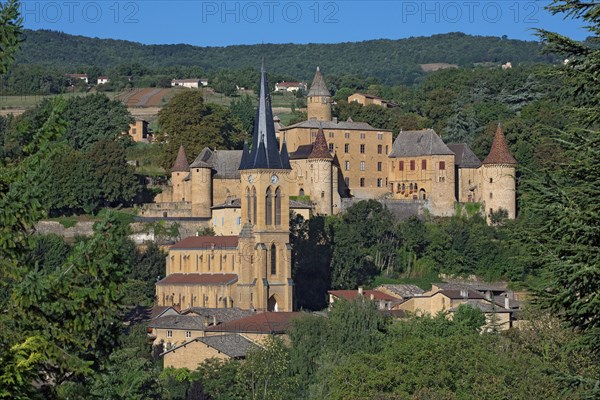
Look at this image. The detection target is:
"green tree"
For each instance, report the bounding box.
[230,93,255,134]
[0,0,22,74]
[62,94,133,150]
[86,139,141,206]
[157,90,244,169]
[523,0,600,357]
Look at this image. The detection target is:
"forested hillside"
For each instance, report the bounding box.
[17,29,557,84]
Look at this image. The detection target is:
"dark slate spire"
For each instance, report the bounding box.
[239,140,249,169]
[483,123,517,165]
[240,59,291,170]
[280,138,291,169]
[171,144,190,172]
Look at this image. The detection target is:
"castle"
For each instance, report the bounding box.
[143,65,517,226]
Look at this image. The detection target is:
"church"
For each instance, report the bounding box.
[143,64,517,225]
[155,62,294,312]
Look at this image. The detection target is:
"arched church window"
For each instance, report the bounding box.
[275,187,282,226]
[270,243,277,275]
[246,187,251,223]
[252,187,257,224]
[266,187,273,225]
[299,188,305,196]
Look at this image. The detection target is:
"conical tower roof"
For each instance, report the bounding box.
[483,124,517,165]
[307,66,331,97]
[171,144,190,172]
[239,60,291,170]
[309,125,333,159]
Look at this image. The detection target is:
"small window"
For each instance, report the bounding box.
[410,160,415,171]
[377,178,383,187]
[360,178,365,187]
[399,161,404,171]
[344,143,349,153]
[360,133,366,139]
[329,132,334,138]
[360,144,365,154]
[328,143,334,152]
[236,217,241,225]
[377,133,383,140]
[422,160,427,170]
[439,161,446,170]
[185,331,191,338]
[360,161,365,171]
[345,132,350,139]
[345,161,350,171]
[377,145,382,154]
[439,176,445,182]
[377,162,382,172]
[321,191,325,198]
[489,178,493,184]
[490,192,493,199]
[167,330,173,338]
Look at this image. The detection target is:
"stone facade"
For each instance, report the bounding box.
[143,69,517,224]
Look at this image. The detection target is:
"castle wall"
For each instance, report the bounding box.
[284,126,392,198]
[457,167,481,203]
[387,155,455,216]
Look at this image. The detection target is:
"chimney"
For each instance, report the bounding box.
[504,294,510,309]
[460,288,468,298]
[485,291,492,301]
[212,315,217,326]
[358,287,363,296]
[332,117,338,123]
[204,316,209,327]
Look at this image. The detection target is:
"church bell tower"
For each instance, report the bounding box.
[237,60,293,312]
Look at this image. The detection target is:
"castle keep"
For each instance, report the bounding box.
[144,66,517,226]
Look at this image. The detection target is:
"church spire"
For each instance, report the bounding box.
[239,59,290,170]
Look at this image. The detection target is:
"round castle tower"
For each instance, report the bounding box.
[170,144,189,202]
[308,125,334,215]
[189,149,214,218]
[307,67,332,121]
[480,124,517,221]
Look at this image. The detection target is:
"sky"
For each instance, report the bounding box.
[20,1,590,46]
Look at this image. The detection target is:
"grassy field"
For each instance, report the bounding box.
[127,142,166,176]
[0,90,122,110]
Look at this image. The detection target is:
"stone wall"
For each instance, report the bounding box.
[35,218,212,244]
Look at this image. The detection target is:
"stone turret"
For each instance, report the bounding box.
[307,67,332,121]
[481,124,517,221]
[308,125,334,215]
[189,148,214,218]
[171,144,189,202]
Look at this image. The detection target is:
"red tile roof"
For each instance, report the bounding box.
[205,312,303,334]
[309,126,333,160]
[329,290,399,302]
[483,124,517,165]
[156,273,237,285]
[171,144,190,172]
[277,81,304,87]
[170,236,239,250]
